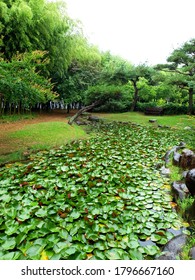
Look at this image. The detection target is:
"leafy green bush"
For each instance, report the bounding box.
[85,84,131,112]
[136,102,157,112]
[136,102,195,115]
[162,103,192,115]
[93,99,131,112]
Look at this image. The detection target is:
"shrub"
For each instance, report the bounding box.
[85,84,131,112]
[163,103,188,115]
[136,102,195,115]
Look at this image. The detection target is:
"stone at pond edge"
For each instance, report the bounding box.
[88,115,100,122]
[173,151,181,166]
[189,247,195,259]
[160,234,188,257]
[182,171,188,179]
[149,119,157,123]
[160,166,171,178]
[172,181,189,200]
[156,252,176,260]
[179,149,195,169]
[185,199,195,223]
[185,169,195,196]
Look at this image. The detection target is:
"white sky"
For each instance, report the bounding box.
[64,0,194,65]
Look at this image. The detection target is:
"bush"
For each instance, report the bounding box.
[136,102,195,115]
[136,102,157,112]
[162,103,188,115]
[93,99,131,112]
[85,84,131,112]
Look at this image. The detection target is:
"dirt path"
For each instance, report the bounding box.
[0,110,76,155]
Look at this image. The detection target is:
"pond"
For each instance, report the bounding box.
[0,122,189,260]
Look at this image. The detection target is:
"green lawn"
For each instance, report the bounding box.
[0,112,194,165]
[96,112,195,129]
[0,121,88,164]
[8,122,87,150]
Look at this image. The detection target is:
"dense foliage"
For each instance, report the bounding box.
[0,0,194,115]
[0,51,57,114]
[0,123,188,260]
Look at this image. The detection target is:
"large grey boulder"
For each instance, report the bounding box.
[185,169,195,196]
[157,252,176,260]
[162,234,187,255]
[156,234,188,259]
[172,181,189,200]
[179,149,195,169]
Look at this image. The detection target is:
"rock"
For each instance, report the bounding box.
[167,228,184,237]
[149,119,157,123]
[172,181,189,200]
[157,252,176,260]
[76,120,87,125]
[178,142,186,148]
[88,115,100,122]
[185,169,195,195]
[162,234,188,255]
[189,247,195,259]
[173,151,181,166]
[160,166,171,178]
[184,126,192,130]
[185,199,195,223]
[138,240,156,247]
[182,171,188,178]
[154,162,162,169]
[179,149,195,169]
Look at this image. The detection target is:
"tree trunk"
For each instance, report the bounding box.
[67,104,71,114]
[68,100,101,125]
[188,87,193,115]
[131,80,139,111]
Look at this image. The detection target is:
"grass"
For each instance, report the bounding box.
[169,164,182,182]
[0,122,88,165]
[8,122,87,147]
[0,113,36,123]
[0,112,194,165]
[95,112,195,129]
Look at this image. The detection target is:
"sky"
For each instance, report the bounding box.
[64,0,194,65]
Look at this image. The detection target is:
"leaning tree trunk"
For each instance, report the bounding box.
[68,100,101,125]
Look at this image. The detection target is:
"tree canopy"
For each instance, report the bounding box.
[0,0,194,116]
[155,39,195,114]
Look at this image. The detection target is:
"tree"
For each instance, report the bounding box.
[68,84,129,125]
[128,65,154,111]
[55,36,102,112]
[99,55,155,111]
[156,39,195,114]
[0,51,57,115]
[0,0,73,76]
